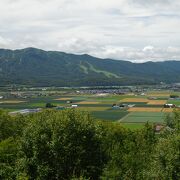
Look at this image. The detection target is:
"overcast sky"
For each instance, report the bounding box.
[0,0,180,62]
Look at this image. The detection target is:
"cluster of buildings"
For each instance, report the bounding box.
[77,88,131,95]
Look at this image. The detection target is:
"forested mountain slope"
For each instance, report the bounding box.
[0,47,180,86]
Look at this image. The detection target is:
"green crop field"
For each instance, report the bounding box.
[91,110,129,121]
[94,95,132,102]
[120,112,167,123]
[167,100,180,106]
[77,104,112,107]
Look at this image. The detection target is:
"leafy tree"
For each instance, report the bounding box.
[45,103,56,108]
[170,95,179,98]
[0,110,26,141]
[145,110,180,179]
[0,138,19,179]
[0,110,15,141]
[18,109,106,179]
[147,133,180,180]
[101,123,156,179]
[0,110,27,179]
[165,110,180,132]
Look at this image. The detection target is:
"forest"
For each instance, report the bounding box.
[0,109,179,180]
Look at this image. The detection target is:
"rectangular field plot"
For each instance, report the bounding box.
[162,108,174,112]
[167,100,180,106]
[120,102,162,108]
[54,98,72,100]
[120,112,166,123]
[128,107,162,112]
[70,96,90,101]
[94,96,121,101]
[0,100,27,104]
[120,98,149,103]
[147,92,171,97]
[147,100,167,105]
[77,103,112,108]
[78,107,109,111]
[91,110,128,121]
[77,101,100,104]
[121,102,147,106]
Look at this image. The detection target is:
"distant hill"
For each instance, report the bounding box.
[0,47,180,86]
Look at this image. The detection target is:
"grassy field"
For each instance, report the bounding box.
[128,107,163,112]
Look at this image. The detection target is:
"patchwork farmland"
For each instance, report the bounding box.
[0,90,180,129]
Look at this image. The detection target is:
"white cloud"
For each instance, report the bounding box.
[143,46,154,52]
[0,0,180,61]
[0,36,13,48]
[90,46,180,62]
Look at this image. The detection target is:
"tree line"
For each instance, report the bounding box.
[0,109,179,179]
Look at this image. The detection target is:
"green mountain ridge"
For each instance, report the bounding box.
[0,47,180,86]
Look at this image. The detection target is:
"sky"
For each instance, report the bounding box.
[0,0,180,62]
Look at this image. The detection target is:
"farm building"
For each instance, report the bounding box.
[67,100,72,104]
[119,104,128,108]
[112,105,120,109]
[163,104,176,108]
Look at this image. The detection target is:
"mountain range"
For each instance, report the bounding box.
[0,47,180,86]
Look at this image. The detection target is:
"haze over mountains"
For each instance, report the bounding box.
[0,47,180,87]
